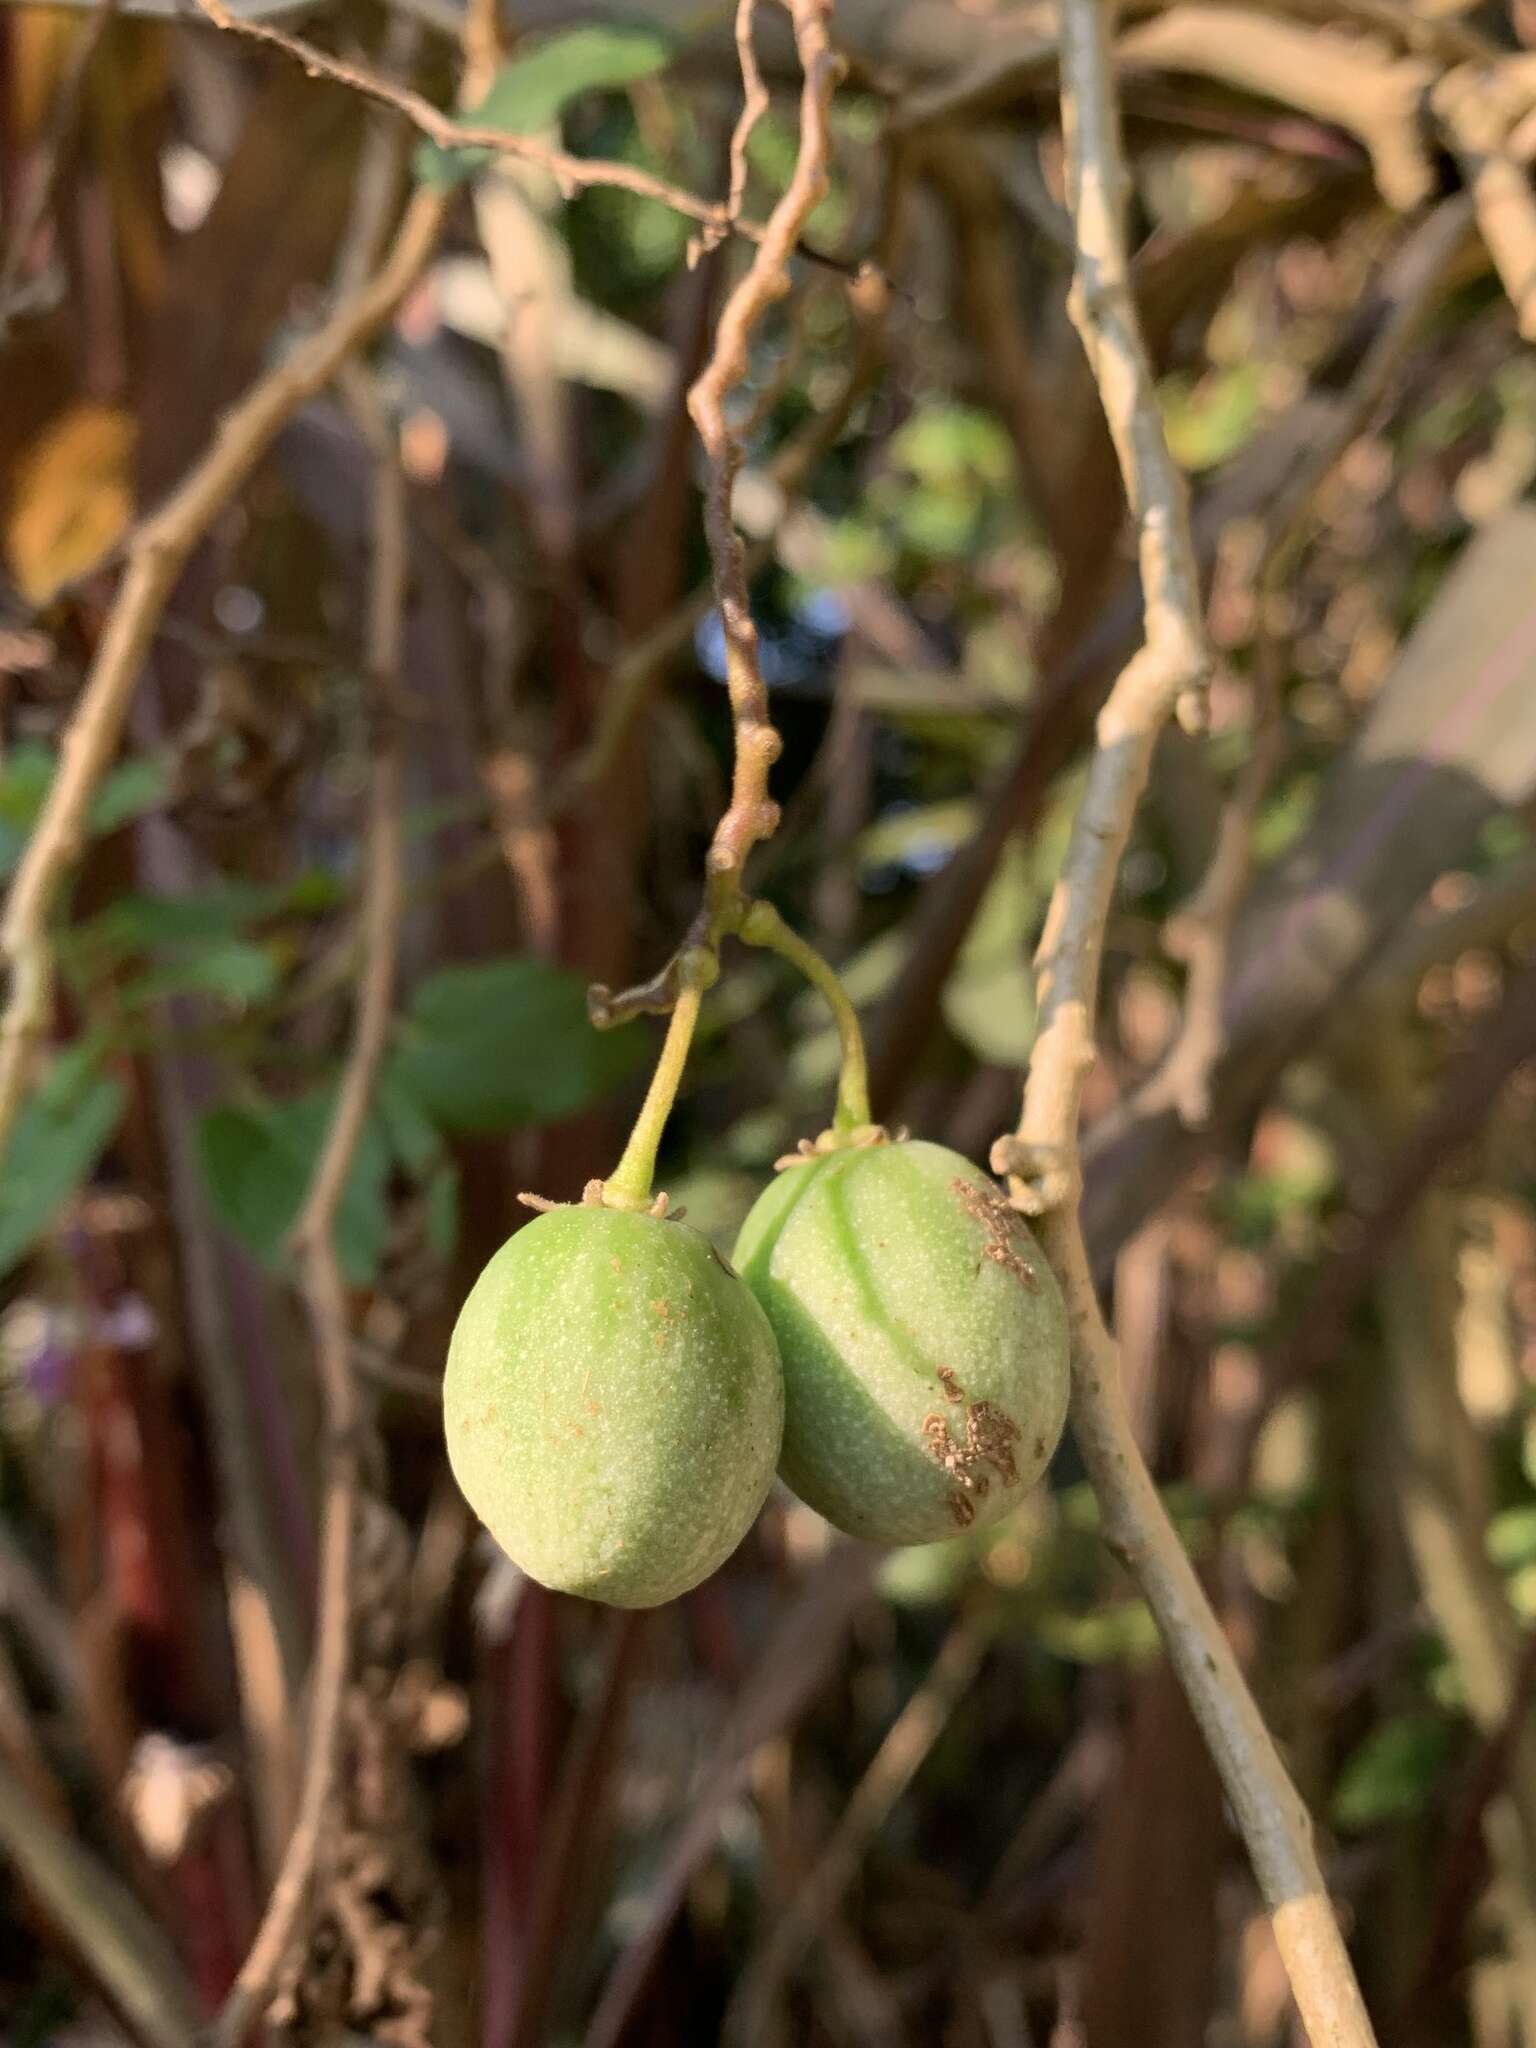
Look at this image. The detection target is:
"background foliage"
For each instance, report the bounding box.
[3,1,1536,2043]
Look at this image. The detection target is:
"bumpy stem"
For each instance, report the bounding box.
[597,0,843,1190]
[602,968,711,1208]
[737,899,871,1132]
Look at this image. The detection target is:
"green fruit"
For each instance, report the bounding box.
[443,1204,784,1608]
[734,1139,1069,1546]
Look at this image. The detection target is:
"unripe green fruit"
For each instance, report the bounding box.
[443,1204,784,1608]
[734,1139,1069,1546]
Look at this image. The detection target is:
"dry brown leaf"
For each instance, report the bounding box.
[6,403,136,602]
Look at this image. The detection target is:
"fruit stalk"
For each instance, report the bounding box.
[736,898,871,1133]
[602,970,709,1208]
[595,0,843,1195]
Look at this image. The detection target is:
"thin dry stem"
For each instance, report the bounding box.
[688,0,841,902]
[211,367,408,2048]
[1118,6,1434,211]
[1434,61,1536,341]
[994,5,1376,2042]
[592,0,844,1035]
[0,189,444,1171]
[693,0,770,262]
[0,0,114,338]
[556,275,889,818]
[1140,195,1473,1129]
[186,0,865,285]
[724,1608,988,2043]
[1154,694,1281,1128]
[0,1751,200,2048]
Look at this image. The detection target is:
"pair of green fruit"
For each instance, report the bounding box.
[442,1136,1071,1608]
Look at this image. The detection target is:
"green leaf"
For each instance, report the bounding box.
[1035,1601,1161,1666]
[197,1093,391,1285]
[90,754,171,834]
[1161,363,1264,472]
[0,1051,123,1277]
[416,26,671,189]
[425,1162,460,1259]
[375,1069,446,1176]
[1489,1505,1536,1570]
[0,744,170,880]
[388,957,639,1136]
[0,744,56,829]
[127,939,279,1008]
[942,843,1040,1065]
[1332,1712,1457,1831]
[74,879,277,952]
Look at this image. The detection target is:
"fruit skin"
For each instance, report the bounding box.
[734,1139,1069,1546]
[443,1204,784,1608]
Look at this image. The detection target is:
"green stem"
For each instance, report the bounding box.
[602,974,706,1207]
[736,899,872,1132]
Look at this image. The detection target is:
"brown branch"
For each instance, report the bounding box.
[1118,6,1434,211]
[1360,1026,1536,2030]
[723,1606,988,2044]
[696,0,770,261]
[1433,60,1536,341]
[211,366,409,2048]
[0,187,444,1170]
[992,6,1376,2043]
[1393,1627,1536,2043]
[1152,699,1280,1128]
[186,0,868,285]
[587,1543,879,2048]
[1279,948,1536,1400]
[0,0,115,338]
[0,1750,200,2048]
[589,0,843,1033]
[1365,847,1536,1007]
[1137,194,1475,1130]
[687,0,840,903]
[555,211,895,821]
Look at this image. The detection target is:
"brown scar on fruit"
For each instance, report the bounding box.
[935,1365,965,1404]
[921,1396,1023,1517]
[950,1177,1039,1291]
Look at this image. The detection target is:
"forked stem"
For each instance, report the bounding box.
[737,898,871,1132]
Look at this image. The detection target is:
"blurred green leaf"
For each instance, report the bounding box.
[878,1536,978,1606]
[1333,1712,1456,1830]
[889,403,1013,487]
[865,402,1018,562]
[1035,1600,1161,1665]
[857,800,975,877]
[416,26,671,188]
[75,879,278,951]
[0,1048,123,1278]
[425,1162,460,1260]
[1161,364,1264,471]
[198,1093,391,1285]
[387,957,639,1136]
[89,755,171,833]
[943,843,1039,1065]
[1487,1504,1536,1570]
[127,939,279,1008]
[376,1069,447,1175]
[0,743,169,879]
